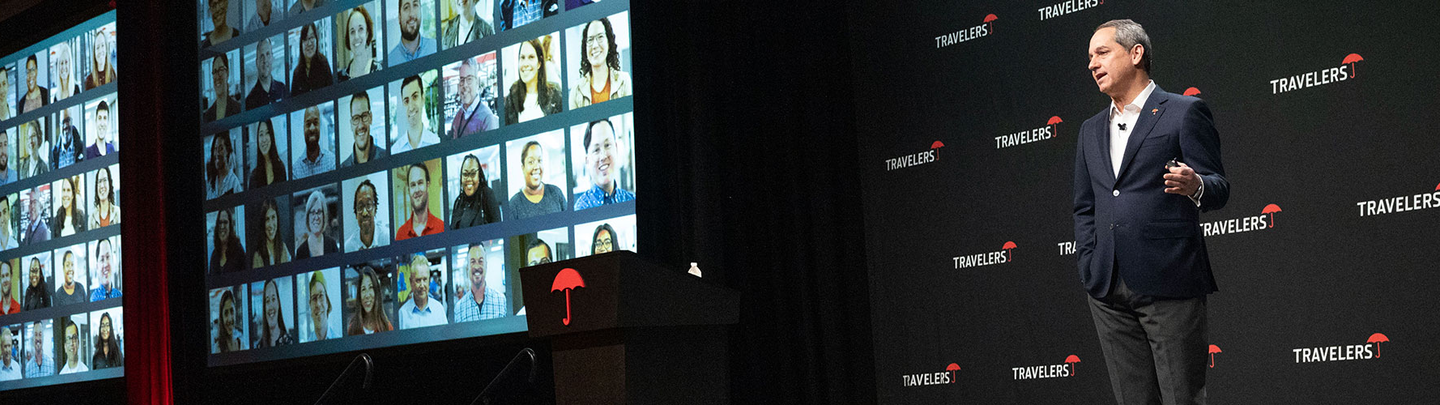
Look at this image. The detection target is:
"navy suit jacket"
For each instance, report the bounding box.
[1073,87,1229,299]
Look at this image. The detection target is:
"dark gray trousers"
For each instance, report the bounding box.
[1087,277,1208,405]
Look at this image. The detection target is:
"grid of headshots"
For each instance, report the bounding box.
[199,0,637,366]
[0,13,123,390]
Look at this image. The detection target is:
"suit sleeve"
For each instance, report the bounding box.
[1179,100,1229,212]
[1073,123,1096,271]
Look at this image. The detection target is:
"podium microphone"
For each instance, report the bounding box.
[470,348,538,405]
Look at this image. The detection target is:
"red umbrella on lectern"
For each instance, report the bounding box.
[946,363,961,381]
[1183,87,1202,96]
[552,268,586,326]
[984,14,998,34]
[1262,204,1281,228]
[1208,345,1222,368]
[1342,53,1363,78]
[1001,241,1017,262]
[1064,355,1081,376]
[1368,333,1389,357]
[1048,116,1063,137]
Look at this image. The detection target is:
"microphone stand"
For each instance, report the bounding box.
[469,348,538,405]
[314,353,374,405]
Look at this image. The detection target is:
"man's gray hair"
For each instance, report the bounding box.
[1097,19,1152,72]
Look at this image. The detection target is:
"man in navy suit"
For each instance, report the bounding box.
[1074,20,1229,405]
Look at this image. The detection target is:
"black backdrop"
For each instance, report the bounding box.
[853,0,1440,403]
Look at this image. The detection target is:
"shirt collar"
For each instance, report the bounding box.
[1110,80,1157,118]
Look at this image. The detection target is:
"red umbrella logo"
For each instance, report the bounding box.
[1262,204,1282,228]
[946,363,961,381]
[983,14,998,34]
[931,140,945,149]
[1064,355,1081,376]
[1183,87,1202,96]
[1208,345,1222,368]
[551,268,586,326]
[1368,333,1389,357]
[1047,116,1063,138]
[1433,182,1439,191]
[1342,53,1363,78]
[1001,241,1017,262]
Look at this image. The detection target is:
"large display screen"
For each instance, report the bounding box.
[0,11,124,391]
[198,0,636,366]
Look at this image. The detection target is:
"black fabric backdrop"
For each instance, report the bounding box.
[852,0,1440,404]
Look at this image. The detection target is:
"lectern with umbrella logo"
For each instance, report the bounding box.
[552,268,586,326]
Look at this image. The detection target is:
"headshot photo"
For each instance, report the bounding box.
[289,20,335,96]
[396,250,448,330]
[202,50,242,123]
[342,171,390,252]
[248,115,289,188]
[49,38,83,103]
[19,119,49,180]
[88,164,121,229]
[446,145,501,229]
[575,214,636,257]
[55,315,90,375]
[0,63,15,120]
[392,159,444,241]
[243,35,290,110]
[0,324,20,380]
[249,276,296,348]
[289,0,325,17]
[51,174,87,238]
[89,307,124,369]
[20,184,51,246]
[505,129,567,221]
[21,252,52,310]
[387,72,441,154]
[210,285,248,354]
[343,260,397,335]
[511,227,569,268]
[290,101,337,179]
[0,194,16,251]
[386,0,438,67]
[442,52,499,139]
[296,268,342,343]
[450,239,507,322]
[441,0,494,49]
[200,0,243,48]
[0,258,19,314]
[502,33,562,126]
[567,12,632,110]
[23,319,53,377]
[570,114,635,210]
[496,0,558,31]
[87,236,122,302]
[292,184,341,260]
[247,197,293,268]
[336,3,383,81]
[52,243,90,307]
[84,24,117,90]
[205,128,246,199]
[207,205,248,274]
[84,95,119,159]
[246,0,286,31]
[51,106,85,170]
[0,129,15,185]
[19,52,49,115]
[338,87,388,167]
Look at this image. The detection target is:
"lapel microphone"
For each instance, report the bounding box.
[1118,123,1128,130]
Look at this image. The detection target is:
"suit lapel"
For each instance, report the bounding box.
[1115,90,1169,182]
[1094,113,1117,187]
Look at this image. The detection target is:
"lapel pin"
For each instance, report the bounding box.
[1151,108,1158,115]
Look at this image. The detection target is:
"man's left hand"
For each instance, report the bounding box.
[1163,162,1201,196]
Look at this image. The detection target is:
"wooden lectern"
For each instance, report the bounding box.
[521,251,740,404]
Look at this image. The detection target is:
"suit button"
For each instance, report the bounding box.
[1112,190,1120,197]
